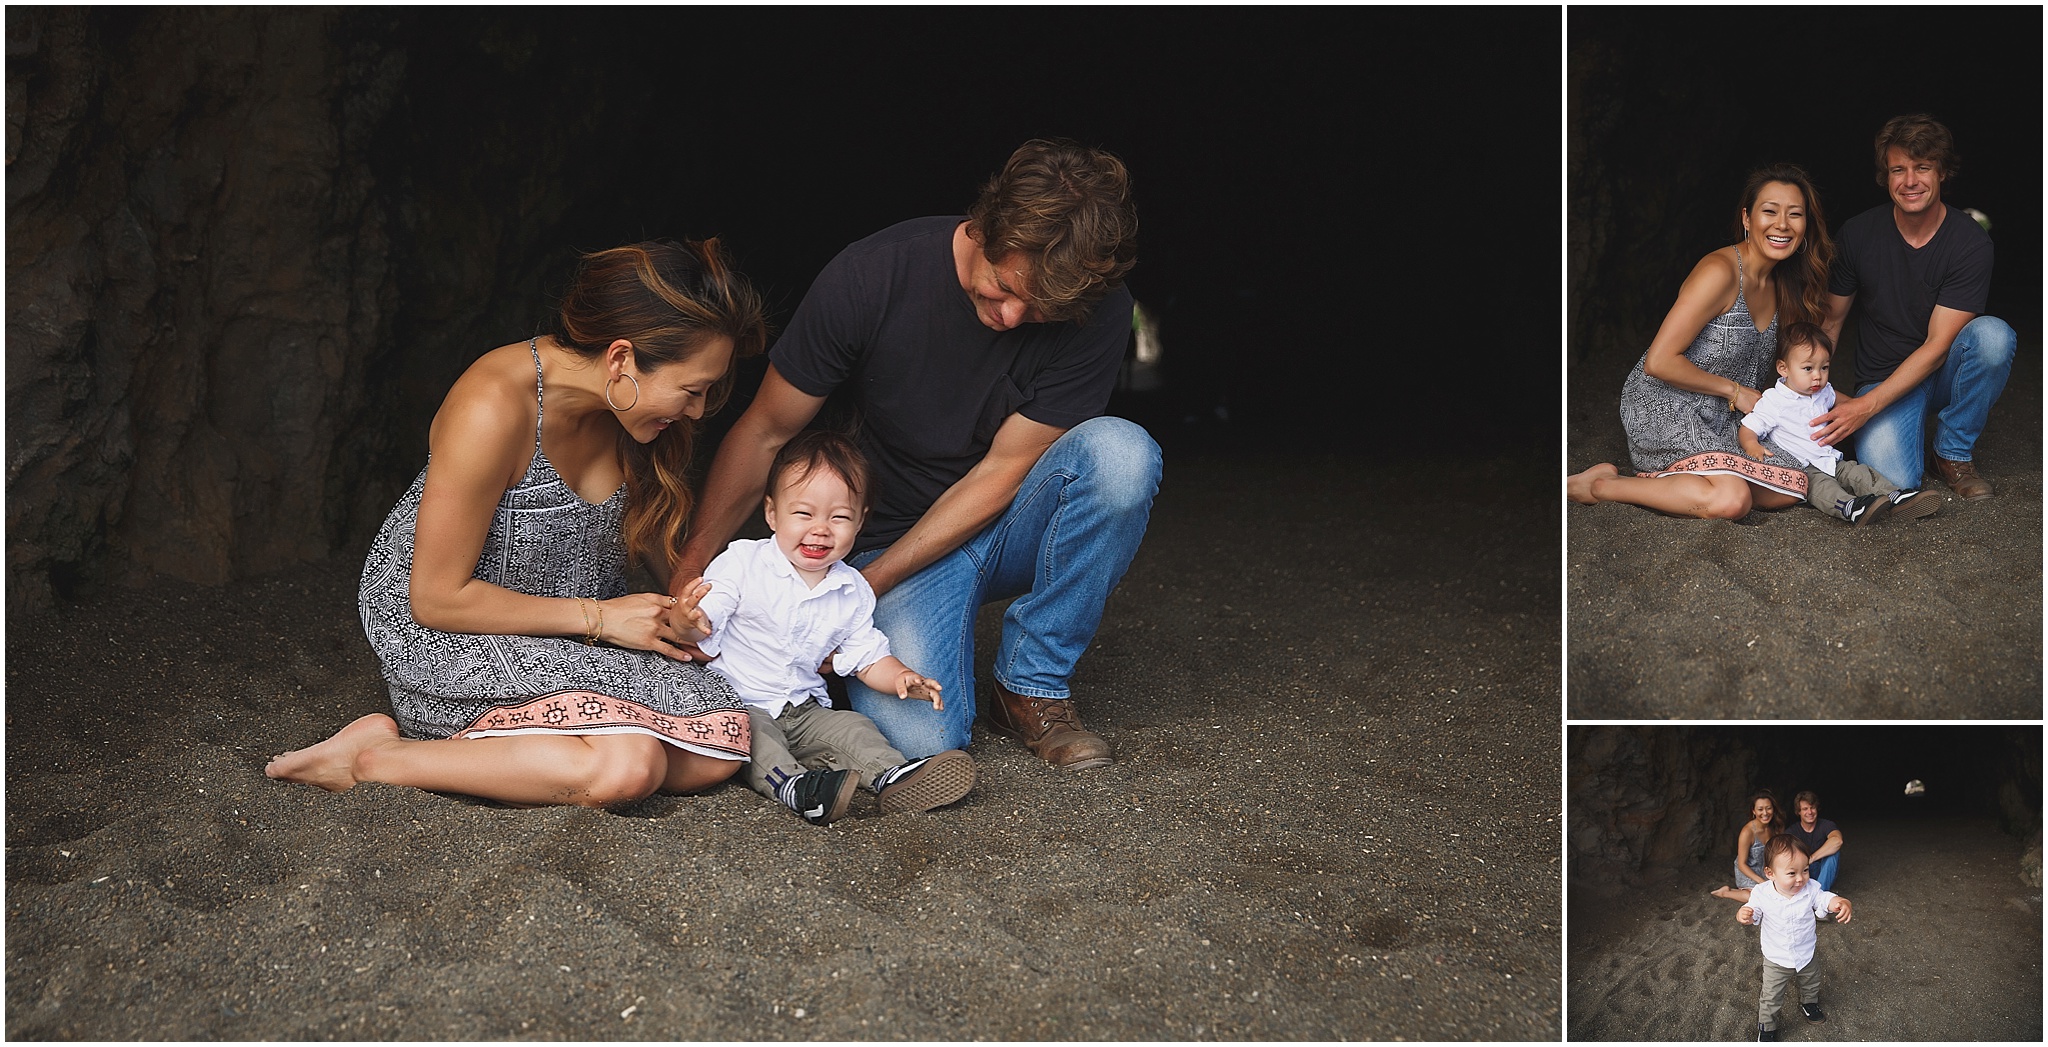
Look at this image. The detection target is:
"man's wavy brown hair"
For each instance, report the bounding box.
[1873,113,1958,185]
[965,138,1138,323]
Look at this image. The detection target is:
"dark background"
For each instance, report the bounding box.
[384,6,1561,451]
[6,7,1561,611]
[1568,7,2043,399]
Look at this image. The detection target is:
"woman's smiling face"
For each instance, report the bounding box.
[617,336,732,443]
[1743,181,1808,263]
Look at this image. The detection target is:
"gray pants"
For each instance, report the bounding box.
[742,700,906,799]
[1805,460,1899,520]
[1758,954,1821,1031]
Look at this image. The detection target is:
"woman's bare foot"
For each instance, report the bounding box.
[1710,884,1751,901]
[265,713,401,792]
[1567,463,1620,504]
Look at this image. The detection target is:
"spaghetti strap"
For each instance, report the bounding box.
[527,337,545,453]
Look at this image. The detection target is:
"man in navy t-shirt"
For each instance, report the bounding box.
[1785,790,1844,891]
[673,139,1156,770]
[1812,114,2016,498]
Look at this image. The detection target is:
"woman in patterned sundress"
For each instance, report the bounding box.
[1569,165,1836,519]
[268,239,766,807]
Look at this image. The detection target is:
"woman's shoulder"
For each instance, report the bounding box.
[1689,246,1743,286]
[429,342,544,455]
[447,341,543,410]
[1671,247,1742,311]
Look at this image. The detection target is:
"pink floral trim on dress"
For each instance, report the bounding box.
[455,690,751,761]
[1642,451,1808,499]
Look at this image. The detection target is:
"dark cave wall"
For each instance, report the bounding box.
[5,9,631,614]
[1567,727,1760,886]
[8,9,402,608]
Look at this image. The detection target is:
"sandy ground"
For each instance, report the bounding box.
[5,449,1561,1040]
[1566,340,2042,718]
[1567,814,2042,1041]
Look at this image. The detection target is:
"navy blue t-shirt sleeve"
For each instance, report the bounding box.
[1016,288,1133,431]
[1828,231,1860,297]
[1936,231,1993,315]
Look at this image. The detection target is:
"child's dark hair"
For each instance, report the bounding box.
[1764,832,1809,870]
[769,430,871,510]
[1776,321,1835,365]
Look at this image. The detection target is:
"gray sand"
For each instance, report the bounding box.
[6,450,1561,1040]
[1568,815,2042,1041]
[1567,343,2041,717]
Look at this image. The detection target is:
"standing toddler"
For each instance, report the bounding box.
[1738,834,1855,1041]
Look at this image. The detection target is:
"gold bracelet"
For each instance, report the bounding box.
[591,600,604,645]
[577,597,597,645]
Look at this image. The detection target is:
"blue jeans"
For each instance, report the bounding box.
[846,417,1161,758]
[1808,852,1839,892]
[1854,315,2017,489]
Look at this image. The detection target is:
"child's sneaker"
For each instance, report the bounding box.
[775,768,857,826]
[1800,1002,1826,1024]
[874,749,977,814]
[1886,487,1942,522]
[1843,492,1890,526]
[1758,1025,1776,1042]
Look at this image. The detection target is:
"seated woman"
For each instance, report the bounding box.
[268,239,767,807]
[1711,791,1783,900]
[1569,164,1835,519]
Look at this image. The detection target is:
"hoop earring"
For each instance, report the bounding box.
[605,372,640,412]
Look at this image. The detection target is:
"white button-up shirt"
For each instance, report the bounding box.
[697,538,891,719]
[1748,877,1839,970]
[1741,380,1842,476]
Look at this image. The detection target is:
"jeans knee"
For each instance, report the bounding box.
[1963,316,2018,366]
[1067,417,1161,503]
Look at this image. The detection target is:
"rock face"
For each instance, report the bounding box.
[1568,727,1759,886]
[6,9,637,615]
[7,9,404,609]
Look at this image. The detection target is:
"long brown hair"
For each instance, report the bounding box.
[553,239,767,574]
[1735,164,1834,328]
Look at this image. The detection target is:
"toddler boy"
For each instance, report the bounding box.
[677,431,975,825]
[1738,834,1854,1041]
[1740,322,1941,525]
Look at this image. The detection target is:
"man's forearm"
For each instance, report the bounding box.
[859,469,1020,597]
[1858,340,1951,415]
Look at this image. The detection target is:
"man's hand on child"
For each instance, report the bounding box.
[1827,896,1852,923]
[898,671,944,711]
[1737,905,1756,925]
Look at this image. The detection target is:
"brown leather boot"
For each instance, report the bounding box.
[983,682,1113,770]
[1935,457,1993,500]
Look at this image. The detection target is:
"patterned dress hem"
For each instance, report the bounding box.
[448,690,751,761]
[1643,451,1808,499]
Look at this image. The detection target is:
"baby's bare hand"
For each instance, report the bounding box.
[665,578,713,640]
[899,672,944,711]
